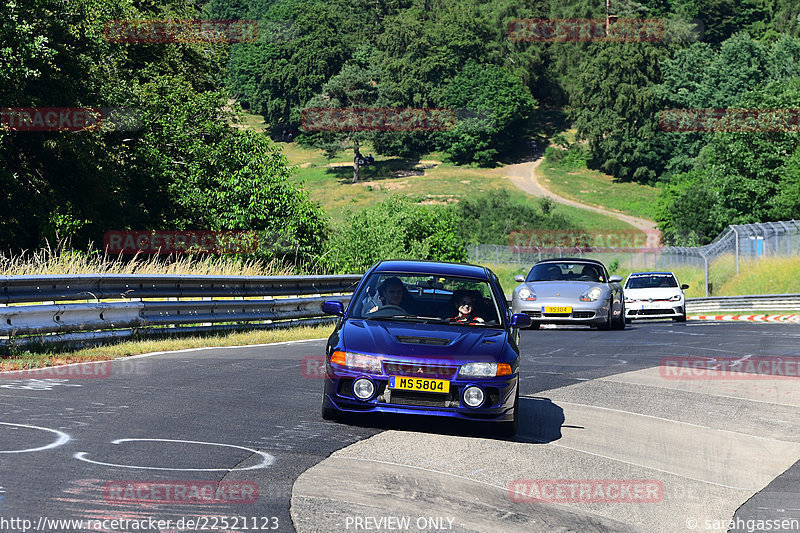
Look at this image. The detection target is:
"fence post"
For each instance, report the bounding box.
[699,249,709,297]
[779,221,790,256]
[732,226,739,275]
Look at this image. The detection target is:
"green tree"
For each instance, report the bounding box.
[573,42,669,182]
[323,197,466,273]
[439,61,537,165]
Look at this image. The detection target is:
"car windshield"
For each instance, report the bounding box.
[349,273,503,326]
[525,262,606,283]
[626,274,679,289]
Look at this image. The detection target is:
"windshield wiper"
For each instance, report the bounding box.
[364,315,447,323]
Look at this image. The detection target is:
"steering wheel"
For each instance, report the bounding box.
[367,305,409,317]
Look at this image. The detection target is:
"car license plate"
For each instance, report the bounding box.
[641,302,663,309]
[543,306,572,314]
[389,376,449,393]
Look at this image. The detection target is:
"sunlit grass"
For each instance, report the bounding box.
[284,141,643,232]
[0,324,333,371]
[0,241,292,276]
[537,163,660,221]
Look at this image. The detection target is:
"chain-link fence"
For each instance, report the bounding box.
[468,220,800,296]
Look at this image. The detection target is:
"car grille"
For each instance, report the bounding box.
[630,309,676,316]
[573,311,594,318]
[523,311,542,318]
[387,390,452,407]
[395,335,451,346]
[383,362,458,379]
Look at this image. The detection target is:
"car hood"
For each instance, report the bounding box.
[625,288,682,300]
[524,281,602,299]
[341,319,507,362]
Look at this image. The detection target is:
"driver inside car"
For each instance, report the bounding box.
[368,277,413,314]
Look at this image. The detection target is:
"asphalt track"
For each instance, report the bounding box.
[1,321,799,533]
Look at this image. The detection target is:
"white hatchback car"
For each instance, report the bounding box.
[623,272,689,323]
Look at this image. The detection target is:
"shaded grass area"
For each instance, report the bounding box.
[537,163,661,221]
[0,324,333,370]
[286,141,643,233]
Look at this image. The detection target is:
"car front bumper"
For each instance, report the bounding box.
[626,303,684,320]
[512,298,610,325]
[323,368,517,423]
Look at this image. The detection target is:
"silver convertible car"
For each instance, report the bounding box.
[511,258,625,330]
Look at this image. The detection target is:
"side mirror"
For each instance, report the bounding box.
[514,275,525,282]
[609,275,623,283]
[321,300,344,316]
[510,313,532,329]
[681,284,689,290]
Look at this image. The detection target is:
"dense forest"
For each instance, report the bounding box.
[211,0,800,245]
[1,0,799,270]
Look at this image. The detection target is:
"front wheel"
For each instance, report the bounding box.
[321,402,339,421]
[493,384,519,437]
[674,313,687,323]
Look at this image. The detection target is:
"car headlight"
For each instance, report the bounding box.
[330,351,383,373]
[518,287,536,301]
[459,362,512,378]
[580,287,604,302]
[624,296,636,303]
[670,294,682,301]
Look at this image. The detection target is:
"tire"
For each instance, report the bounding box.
[321,402,339,421]
[612,304,626,330]
[674,313,687,323]
[494,385,519,438]
[529,323,541,330]
[625,318,632,324]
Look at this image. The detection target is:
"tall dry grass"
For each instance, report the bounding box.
[0,241,293,276]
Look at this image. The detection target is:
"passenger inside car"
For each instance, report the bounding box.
[448,290,485,324]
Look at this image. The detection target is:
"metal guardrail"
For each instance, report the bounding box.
[686,294,800,313]
[0,274,362,346]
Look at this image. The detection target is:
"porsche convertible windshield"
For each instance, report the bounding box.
[525,261,606,283]
[348,273,503,326]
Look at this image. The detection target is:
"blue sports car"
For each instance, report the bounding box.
[320,260,532,436]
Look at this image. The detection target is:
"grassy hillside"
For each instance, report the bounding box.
[537,162,661,221]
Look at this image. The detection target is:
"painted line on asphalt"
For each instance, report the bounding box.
[0,422,71,453]
[74,438,275,471]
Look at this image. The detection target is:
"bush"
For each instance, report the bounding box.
[453,189,577,245]
[321,197,467,273]
[544,145,589,170]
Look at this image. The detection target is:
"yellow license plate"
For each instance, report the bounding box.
[389,376,450,393]
[543,306,572,314]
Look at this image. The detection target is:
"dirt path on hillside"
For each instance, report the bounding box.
[502,157,659,232]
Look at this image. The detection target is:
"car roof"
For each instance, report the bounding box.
[534,257,607,267]
[371,260,491,280]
